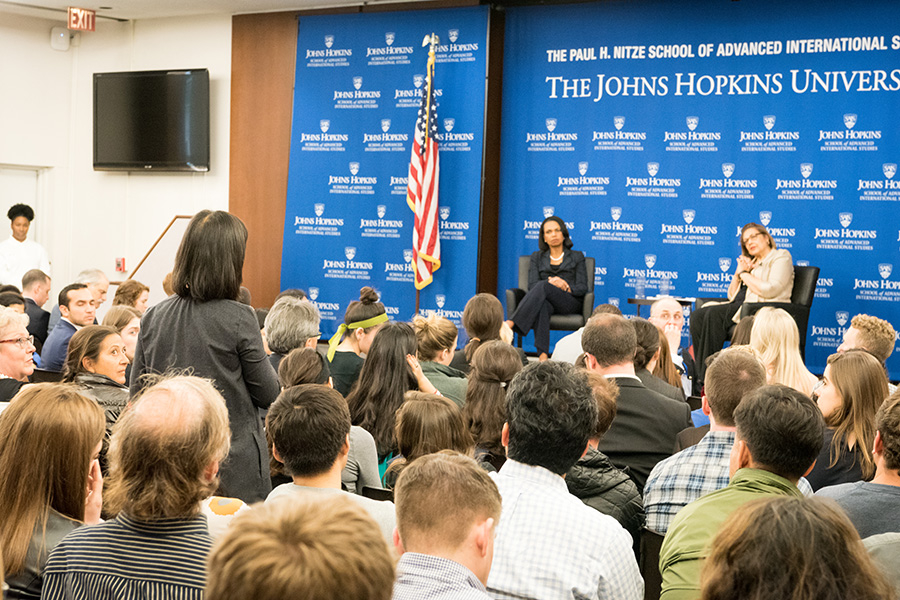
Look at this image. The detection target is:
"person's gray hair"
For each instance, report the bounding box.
[0,306,29,336]
[265,297,321,355]
[75,269,107,285]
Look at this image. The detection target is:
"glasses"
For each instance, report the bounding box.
[742,231,765,244]
[0,335,34,348]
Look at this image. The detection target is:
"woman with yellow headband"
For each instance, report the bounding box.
[327,287,388,396]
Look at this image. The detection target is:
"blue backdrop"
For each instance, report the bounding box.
[281,7,489,335]
[498,0,900,377]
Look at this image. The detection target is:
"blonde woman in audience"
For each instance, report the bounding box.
[749,306,818,396]
[384,392,476,488]
[412,314,467,407]
[0,307,35,402]
[0,384,104,600]
[806,350,889,491]
[700,496,894,600]
[112,279,150,314]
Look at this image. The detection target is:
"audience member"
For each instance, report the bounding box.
[327,286,388,396]
[208,496,394,600]
[0,284,19,294]
[0,384,104,600]
[749,306,818,395]
[817,389,900,537]
[551,303,623,364]
[266,385,396,542]
[276,347,380,496]
[486,361,642,600]
[648,297,694,396]
[451,293,528,373]
[807,350,888,490]
[237,285,252,306]
[729,314,754,346]
[0,204,50,288]
[632,317,684,402]
[644,349,772,534]
[659,384,825,600]
[42,376,231,600]
[49,269,110,334]
[864,532,900,594]
[385,392,475,488]
[838,313,898,393]
[41,283,95,372]
[653,326,684,392]
[347,321,439,466]
[464,341,523,471]
[413,314,467,406]
[255,307,269,353]
[264,296,320,371]
[392,452,500,600]
[21,269,50,349]
[566,372,643,548]
[112,279,150,313]
[275,287,306,301]
[62,325,130,473]
[0,291,25,312]
[130,210,279,503]
[0,307,36,401]
[161,271,174,296]
[101,305,141,384]
[582,313,692,490]
[700,496,894,600]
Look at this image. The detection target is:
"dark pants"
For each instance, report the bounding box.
[511,281,581,355]
[690,301,741,385]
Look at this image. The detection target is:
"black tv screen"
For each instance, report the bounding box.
[93,69,210,172]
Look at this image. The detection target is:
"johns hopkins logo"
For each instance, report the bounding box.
[440,207,451,220]
[839,212,853,228]
[413,74,424,88]
[879,263,893,279]
[344,247,357,261]
[443,118,455,132]
[836,311,850,327]
[320,120,330,133]
[578,161,589,176]
[614,116,625,130]
[542,206,555,218]
[349,162,360,175]
[763,115,776,130]
[686,116,699,131]
[376,205,386,219]
[324,35,334,48]
[381,119,391,133]
[385,32,395,46]
[644,254,657,269]
[403,249,413,263]
[843,113,858,130]
[448,29,459,43]
[647,162,660,177]
[759,211,772,226]
[610,207,622,221]
[308,287,319,301]
[719,257,732,272]
[435,294,446,308]
[796,260,810,267]
[884,163,897,179]
[608,297,620,308]
[353,76,363,90]
[314,203,325,217]
[800,163,814,179]
[683,209,695,224]
[545,118,557,132]
[722,163,735,178]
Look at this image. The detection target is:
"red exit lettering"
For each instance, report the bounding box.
[68,7,95,32]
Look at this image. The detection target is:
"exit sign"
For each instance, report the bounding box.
[68,7,95,31]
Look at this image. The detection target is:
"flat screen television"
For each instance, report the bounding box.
[93,69,210,172]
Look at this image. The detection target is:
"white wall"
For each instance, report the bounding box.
[0,11,232,309]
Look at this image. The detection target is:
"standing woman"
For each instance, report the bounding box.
[507,216,587,361]
[327,287,388,397]
[0,204,51,288]
[130,210,279,502]
[691,222,793,384]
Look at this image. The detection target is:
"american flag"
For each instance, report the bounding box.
[406,43,440,290]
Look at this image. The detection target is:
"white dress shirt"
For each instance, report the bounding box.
[0,236,50,286]
[487,459,643,600]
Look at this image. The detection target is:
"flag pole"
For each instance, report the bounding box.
[414,32,439,316]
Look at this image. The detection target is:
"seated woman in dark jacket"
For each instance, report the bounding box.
[566,372,643,552]
[507,216,587,361]
[0,307,36,402]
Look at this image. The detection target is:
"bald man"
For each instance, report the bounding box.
[648,297,695,397]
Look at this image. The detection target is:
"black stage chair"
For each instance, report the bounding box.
[506,255,595,348]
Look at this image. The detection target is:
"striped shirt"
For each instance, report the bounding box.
[42,513,212,600]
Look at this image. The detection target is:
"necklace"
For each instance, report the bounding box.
[549,251,564,261]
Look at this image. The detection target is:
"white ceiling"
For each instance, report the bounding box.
[0,0,445,22]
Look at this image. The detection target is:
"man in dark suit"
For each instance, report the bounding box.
[21,269,50,352]
[41,283,96,371]
[582,314,692,491]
